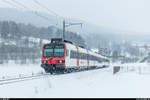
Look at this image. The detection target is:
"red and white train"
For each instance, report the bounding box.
[41,38,110,74]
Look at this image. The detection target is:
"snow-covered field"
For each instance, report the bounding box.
[0,63,45,80]
[0,63,150,98]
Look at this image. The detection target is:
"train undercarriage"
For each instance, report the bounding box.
[41,64,108,74]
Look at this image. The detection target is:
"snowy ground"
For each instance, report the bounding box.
[0,63,150,98]
[0,63,45,80]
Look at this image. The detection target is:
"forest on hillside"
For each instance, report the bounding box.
[0,21,85,64]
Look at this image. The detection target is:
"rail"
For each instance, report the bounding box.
[0,66,107,85]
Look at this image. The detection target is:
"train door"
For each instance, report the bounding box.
[65,49,70,68]
[87,50,90,68]
[76,46,80,68]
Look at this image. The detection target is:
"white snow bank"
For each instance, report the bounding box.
[37,68,150,98]
[0,63,150,98]
[0,63,45,79]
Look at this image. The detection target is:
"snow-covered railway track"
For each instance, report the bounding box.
[0,67,107,85]
[0,73,51,86]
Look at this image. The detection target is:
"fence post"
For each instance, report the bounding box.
[113,66,121,75]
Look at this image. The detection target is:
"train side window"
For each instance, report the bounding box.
[75,52,78,58]
[86,54,89,60]
[70,51,73,58]
[84,53,87,60]
[70,50,77,58]
[81,53,83,59]
[90,55,92,60]
[74,52,76,58]
[79,53,81,59]
[66,49,69,57]
[99,58,102,62]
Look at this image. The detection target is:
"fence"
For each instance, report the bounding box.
[113,63,150,75]
[138,66,150,75]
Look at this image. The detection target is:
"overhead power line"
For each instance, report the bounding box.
[3,0,83,39]
[5,0,51,21]
[2,0,23,9]
[3,0,62,26]
[2,0,60,26]
[33,0,61,26]
[33,0,59,17]
[11,0,29,10]
[11,0,60,26]
[34,11,50,21]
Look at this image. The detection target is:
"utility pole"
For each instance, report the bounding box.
[62,20,83,41]
[63,20,66,41]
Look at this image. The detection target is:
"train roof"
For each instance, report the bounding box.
[50,38,109,60]
[51,38,85,48]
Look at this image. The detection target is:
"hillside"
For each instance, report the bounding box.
[1,8,150,62]
[0,20,85,64]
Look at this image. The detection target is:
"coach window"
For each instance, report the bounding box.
[66,49,69,57]
[70,51,73,58]
[80,53,83,59]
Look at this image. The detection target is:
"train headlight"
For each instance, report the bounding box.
[44,61,47,64]
[59,60,62,63]
[58,60,65,64]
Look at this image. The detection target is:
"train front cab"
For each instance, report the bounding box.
[41,43,67,73]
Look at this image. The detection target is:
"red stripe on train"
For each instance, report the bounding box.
[64,43,67,68]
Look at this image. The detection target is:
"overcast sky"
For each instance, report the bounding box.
[0,0,150,33]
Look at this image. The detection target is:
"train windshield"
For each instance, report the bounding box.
[44,44,64,58]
